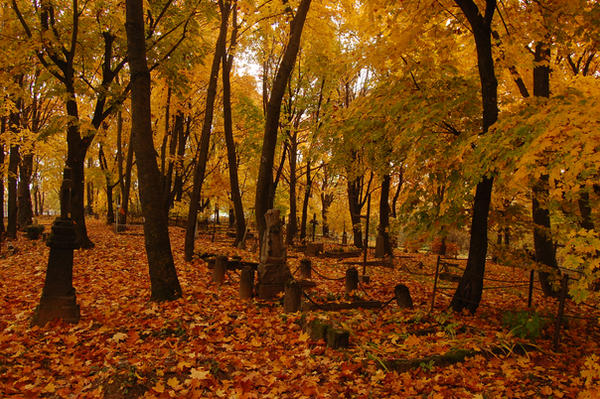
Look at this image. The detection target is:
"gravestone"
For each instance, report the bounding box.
[32,167,80,326]
[256,209,291,299]
[394,284,413,309]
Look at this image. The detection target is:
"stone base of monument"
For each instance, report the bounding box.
[32,293,80,326]
[256,263,291,299]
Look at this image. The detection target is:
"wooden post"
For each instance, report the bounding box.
[212,255,227,285]
[284,280,302,312]
[300,258,312,279]
[527,269,535,308]
[239,266,254,299]
[552,275,569,351]
[363,192,371,277]
[430,255,441,313]
[345,267,359,296]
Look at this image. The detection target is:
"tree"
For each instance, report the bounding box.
[221,0,246,246]
[254,0,312,246]
[125,0,182,300]
[450,0,498,314]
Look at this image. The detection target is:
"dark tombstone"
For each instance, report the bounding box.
[305,242,324,257]
[212,255,227,285]
[32,167,80,326]
[395,284,413,309]
[326,328,350,349]
[345,267,359,296]
[342,231,348,245]
[256,209,291,299]
[284,280,302,313]
[239,266,254,299]
[300,258,312,279]
[308,319,329,341]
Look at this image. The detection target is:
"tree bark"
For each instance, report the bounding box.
[117,111,135,226]
[99,144,115,224]
[126,0,182,300]
[184,0,230,261]
[0,119,5,237]
[287,130,298,245]
[347,176,364,248]
[254,0,312,247]
[450,0,498,313]
[17,152,34,228]
[300,159,312,240]
[221,0,246,246]
[377,173,393,257]
[7,144,19,239]
[531,41,561,297]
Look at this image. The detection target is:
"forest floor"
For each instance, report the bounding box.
[1,218,599,398]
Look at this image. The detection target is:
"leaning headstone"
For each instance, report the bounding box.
[394,284,413,309]
[327,328,350,349]
[345,267,359,296]
[256,209,291,299]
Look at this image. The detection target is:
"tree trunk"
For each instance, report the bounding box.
[118,112,135,226]
[255,0,312,247]
[85,157,94,215]
[0,127,4,237]
[126,0,182,300]
[530,41,561,298]
[221,1,246,246]
[287,130,298,245]
[347,177,363,248]
[450,0,498,313]
[64,86,94,248]
[184,0,230,261]
[391,170,403,219]
[7,144,19,239]
[17,152,34,228]
[300,160,312,240]
[99,145,115,224]
[377,173,393,257]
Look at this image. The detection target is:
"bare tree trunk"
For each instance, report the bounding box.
[377,173,393,257]
[347,176,364,248]
[126,0,182,300]
[7,144,19,238]
[184,0,230,261]
[255,0,312,247]
[531,41,561,298]
[391,169,403,219]
[221,0,245,246]
[451,0,498,313]
[117,110,135,226]
[17,152,34,228]
[0,122,5,236]
[287,130,298,245]
[300,160,312,240]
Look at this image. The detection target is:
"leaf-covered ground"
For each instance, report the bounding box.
[1,219,599,398]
